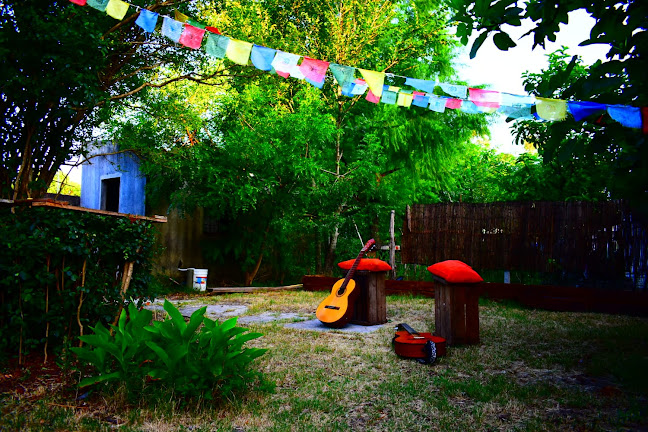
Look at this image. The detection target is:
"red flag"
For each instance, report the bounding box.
[179,25,206,49]
[206,26,221,35]
[69,0,87,5]
[469,88,500,108]
[445,98,462,110]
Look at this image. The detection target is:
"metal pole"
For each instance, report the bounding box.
[390,210,396,279]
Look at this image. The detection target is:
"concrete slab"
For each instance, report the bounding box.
[284,319,387,333]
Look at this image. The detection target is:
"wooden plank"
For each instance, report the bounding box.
[465,287,480,344]
[7,199,167,223]
[207,284,302,294]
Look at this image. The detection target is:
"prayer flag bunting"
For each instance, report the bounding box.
[499,105,534,120]
[272,51,302,79]
[87,0,109,12]
[608,105,642,129]
[329,64,356,89]
[397,90,413,108]
[500,93,534,107]
[405,78,436,94]
[250,45,276,71]
[381,86,398,105]
[205,33,229,58]
[226,39,253,65]
[161,17,183,43]
[366,89,380,104]
[136,9,158,33]
[350,79,368,96]
[106,0,129,19]
[179,24,206,49]
[445,98,462,110]
[568,101,607,121]
[461,101,481,114]
[412,93,430,108]
[174,10,189,22]
[359,69,384,98]
[536,97,567,121]
[469,88,501,109]
[187,18,206,29]
[439,82,467,99]
[300,57,329,88]
[428,96,446,113]
[69,0,648,131]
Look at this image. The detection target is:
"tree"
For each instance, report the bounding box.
[0,0,236,200]
[449,0,648,212]
[109,0,490,283]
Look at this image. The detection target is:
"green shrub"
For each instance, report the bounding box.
[71,300,268,400]
[0,206,159,362]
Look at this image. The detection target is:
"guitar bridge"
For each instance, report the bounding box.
[324,305,340,310]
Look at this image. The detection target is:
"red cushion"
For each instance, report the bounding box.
[338,258,392,272]
[427,260,483,283]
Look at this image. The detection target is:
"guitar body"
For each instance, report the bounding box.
[393,323,446,363]
[316,238,376,328]
[316,279,358,328]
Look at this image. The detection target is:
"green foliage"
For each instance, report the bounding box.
[0,207,158,362]
[72,300,268,400]
[450,0,648,212]
[1,0,230,200]
[109,0,490,283]
[46,171,81,197]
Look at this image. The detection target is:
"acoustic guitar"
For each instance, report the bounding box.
[316,239,376,328]
[393,323,446,364]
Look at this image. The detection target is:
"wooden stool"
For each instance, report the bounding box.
[347,270,388,326]
[433,276,481,345]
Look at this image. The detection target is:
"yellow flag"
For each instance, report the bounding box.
[174,10,189,22]
[536,97,567,121]
[226,39,253,65]
[358,69,385,98]
[397,92,413,108]
[106,0,129,20]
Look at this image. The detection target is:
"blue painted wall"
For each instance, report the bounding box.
[80,142,146,216]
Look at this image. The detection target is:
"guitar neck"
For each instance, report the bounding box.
[338,239,375,294]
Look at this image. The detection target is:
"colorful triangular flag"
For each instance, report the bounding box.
[205,34,230,58]
[358,69,384,98]
[607,105,642,128]
[536,97,567,121]
[250,45,276,71]
[135,9,158,33]
[87,0,109,12]
[405,78,436,94]
[161,16,183,43]
[179,25,206,49]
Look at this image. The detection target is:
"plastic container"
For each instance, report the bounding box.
[193,268,208,291]
[178,267,208,291]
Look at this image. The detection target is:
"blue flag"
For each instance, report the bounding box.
[250,45,276,71]
[135,9,158,33]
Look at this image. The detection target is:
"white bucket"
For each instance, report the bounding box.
[193,268,208,291]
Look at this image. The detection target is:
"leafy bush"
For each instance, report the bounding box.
[71,300,268,400]
[0,206,158,362]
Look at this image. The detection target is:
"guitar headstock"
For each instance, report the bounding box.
[363,238,376,252]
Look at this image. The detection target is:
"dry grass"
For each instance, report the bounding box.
[1,290,647,431]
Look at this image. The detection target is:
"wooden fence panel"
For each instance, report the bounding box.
[402,201,647,290]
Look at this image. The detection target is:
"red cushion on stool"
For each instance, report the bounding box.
[427,260,483,283]
[338,258,392,271]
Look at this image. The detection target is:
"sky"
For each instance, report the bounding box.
[455,9,610,155]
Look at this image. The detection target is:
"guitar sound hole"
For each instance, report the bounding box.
[325,305,340,310]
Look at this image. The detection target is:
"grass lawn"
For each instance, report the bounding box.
[1,290,647,431]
